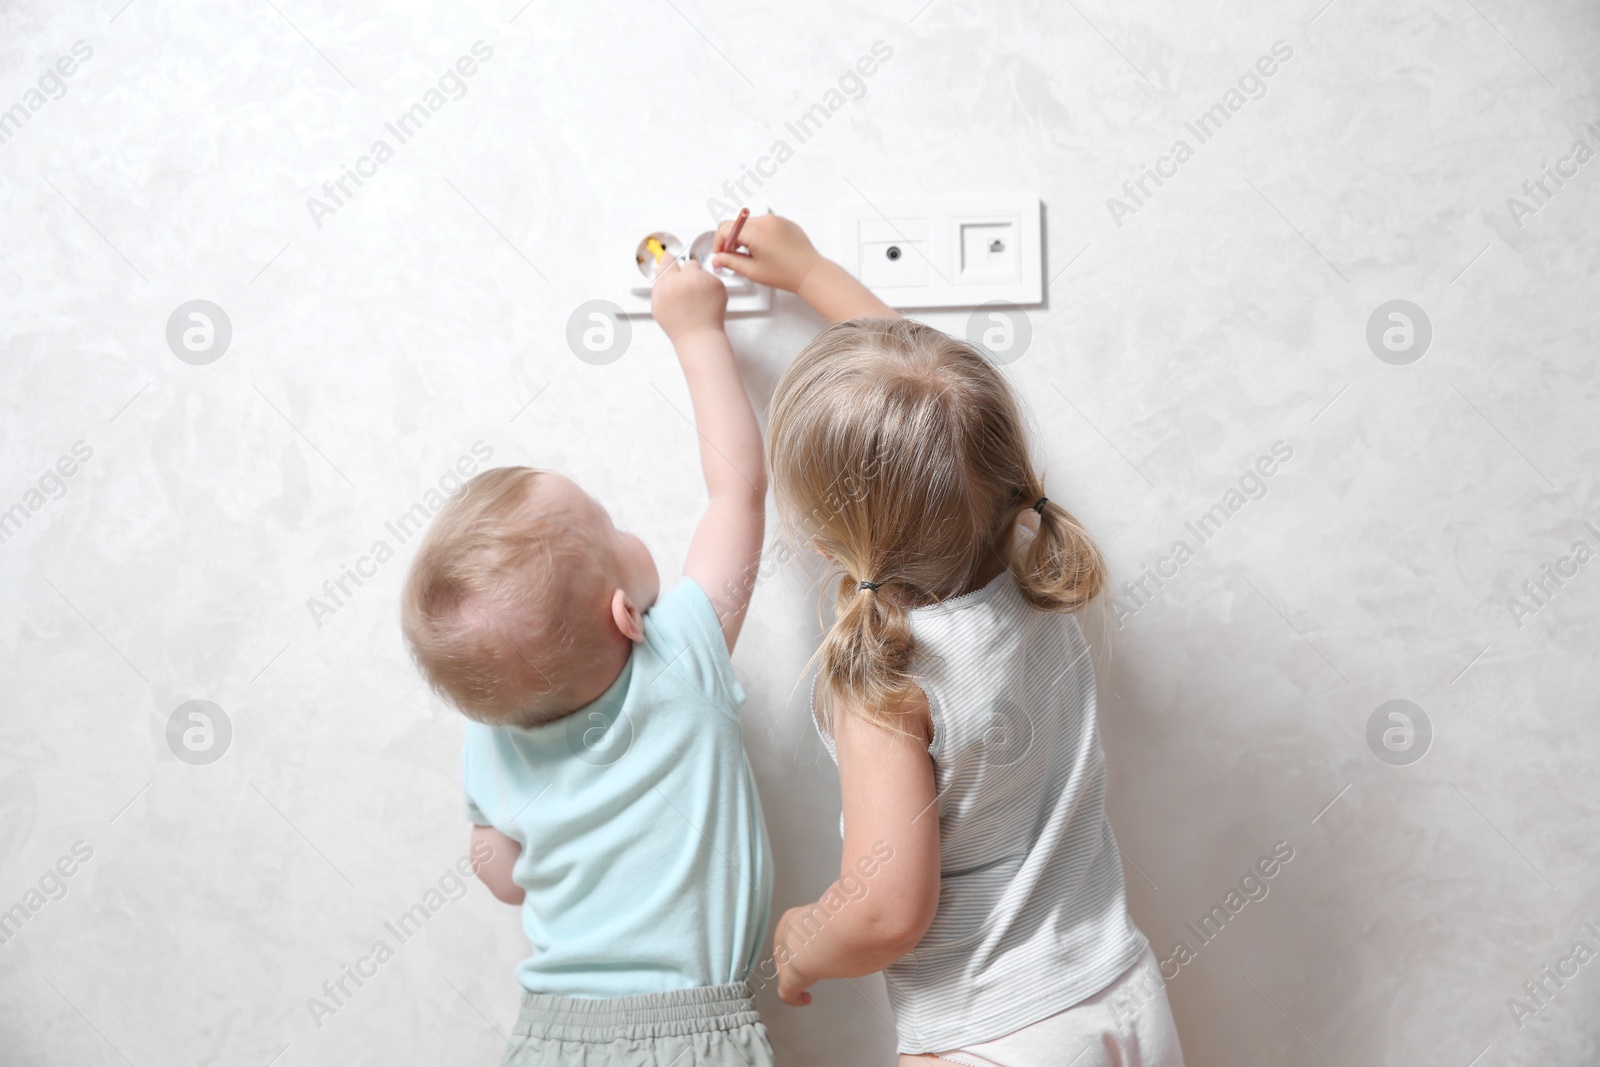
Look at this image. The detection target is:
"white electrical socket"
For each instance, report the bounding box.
[603,211,773,317]
[858,218,929,288]
[837,194,1042,309]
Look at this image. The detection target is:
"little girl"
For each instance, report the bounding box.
[714,217,1185,1066]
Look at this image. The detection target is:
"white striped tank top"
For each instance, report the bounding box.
[818,569,1148,1053]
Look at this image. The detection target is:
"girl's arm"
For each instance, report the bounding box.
[712,213,899,324]
[772,695,940,1005]
[797,258,901,324]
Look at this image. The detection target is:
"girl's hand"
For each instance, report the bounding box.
[772,905,819,1006]
[711,213,822,293]
[651,257,727,342]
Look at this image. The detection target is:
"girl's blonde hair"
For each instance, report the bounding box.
[767,318,1105,728]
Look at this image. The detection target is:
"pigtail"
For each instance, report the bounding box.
[818,571,918,729]
[1010,492,1106,612]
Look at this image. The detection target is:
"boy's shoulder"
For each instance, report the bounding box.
[461,577,750,826]
[638,577,745,712]
[641,576,717,642]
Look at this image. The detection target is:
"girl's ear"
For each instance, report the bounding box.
[811,537,834,561]
[611,589,645,643]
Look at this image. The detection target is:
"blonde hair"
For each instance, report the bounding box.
[401,467,615,725]
[767,318,1106,728]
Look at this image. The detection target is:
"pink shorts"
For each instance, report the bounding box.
[931,948,1184,1067]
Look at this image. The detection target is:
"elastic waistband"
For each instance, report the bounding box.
[511,982,760,1042]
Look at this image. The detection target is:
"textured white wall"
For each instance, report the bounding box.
[2,1,1598,1065]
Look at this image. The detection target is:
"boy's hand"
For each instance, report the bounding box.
[469,824,525,906]
[711,213,822,293]
[652,257,727,343]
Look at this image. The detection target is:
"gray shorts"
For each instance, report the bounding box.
[499,982,775,1067]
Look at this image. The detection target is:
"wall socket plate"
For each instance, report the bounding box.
[837,194,1043,309]
[605,211,773,317]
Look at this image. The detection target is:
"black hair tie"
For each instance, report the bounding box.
[1032,496,1049,515]
[857,580,880,592]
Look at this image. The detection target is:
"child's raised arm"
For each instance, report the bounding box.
[712,213,899,324]
[651,258,766,651]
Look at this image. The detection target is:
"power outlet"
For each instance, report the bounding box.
[837,194,1042,309]
[601,210,774,317]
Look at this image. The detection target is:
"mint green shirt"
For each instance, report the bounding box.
[462,578,773,997]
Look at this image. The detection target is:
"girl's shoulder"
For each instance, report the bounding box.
[911,575,1094,712]
[912,569,1085,648]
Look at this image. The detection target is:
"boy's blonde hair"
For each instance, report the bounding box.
[767,318,1106,728]
[401,466,614,725]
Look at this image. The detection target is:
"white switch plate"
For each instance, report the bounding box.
[837,194,1042,309]
[603,210,773,317]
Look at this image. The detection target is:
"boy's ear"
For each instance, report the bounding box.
[611,589,645,643]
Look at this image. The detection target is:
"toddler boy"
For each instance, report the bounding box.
[402,258,774,1066]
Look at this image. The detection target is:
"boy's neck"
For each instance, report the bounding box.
[558,630,633,715]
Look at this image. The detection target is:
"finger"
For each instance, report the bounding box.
[711,251,755,278]
[718,212,761,252]
[656,251,695,277]
[653,253,677,277]
[723,216,758,254]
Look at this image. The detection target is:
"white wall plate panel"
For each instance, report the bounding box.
[837,194,1043,309]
